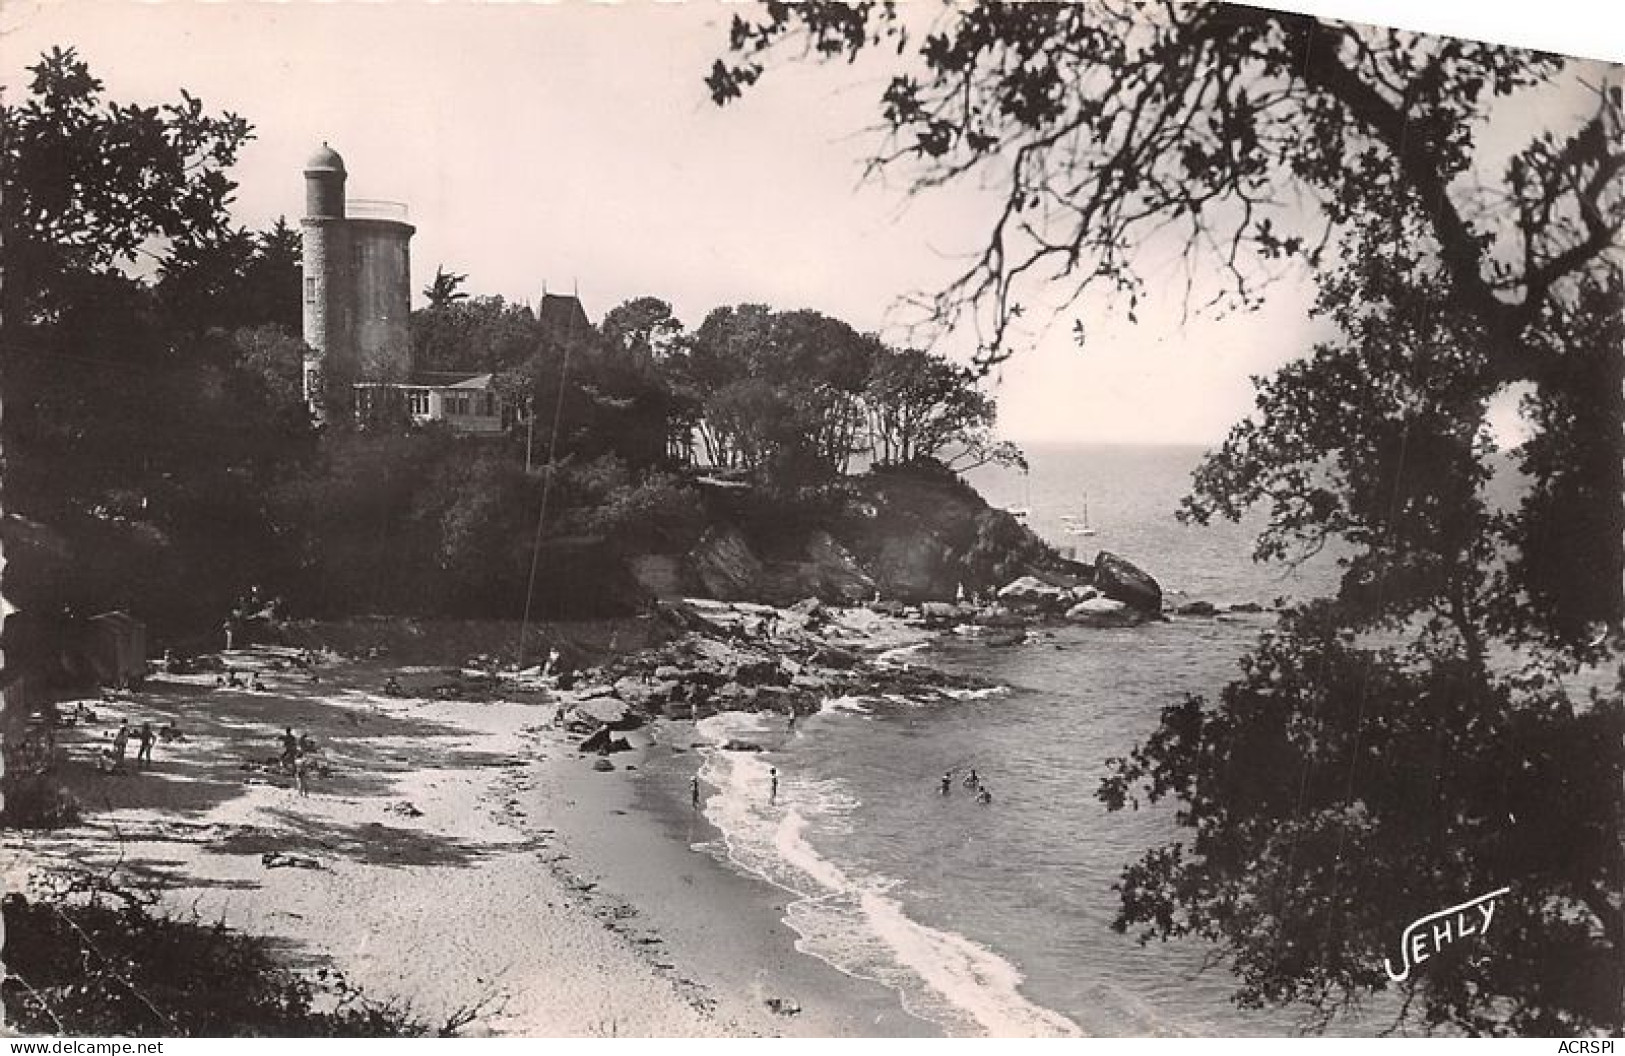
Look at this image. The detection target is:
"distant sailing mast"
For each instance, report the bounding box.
[1063,491,1097,536]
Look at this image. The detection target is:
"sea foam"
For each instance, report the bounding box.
[693,713,1080,1037]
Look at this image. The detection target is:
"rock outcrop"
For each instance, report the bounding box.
[1093,551,1163,614]
[1065,596,1138,627]
[653,463,1150,612]
[783,531,875,604]
[871,535,955,602]
[627,554,688,601]
[688,525,764,601]
[997,576,1068,612]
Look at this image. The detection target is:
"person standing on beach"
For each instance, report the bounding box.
[112,722,130,767]
[690,775,701,809]
[769,767,779,804]
[135,723,154,766]
[787,711,797,733]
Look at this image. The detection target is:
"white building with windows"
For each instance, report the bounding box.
[352,371,505,435]
[401,371,505,434]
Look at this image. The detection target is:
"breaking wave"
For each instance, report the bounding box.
[694,713,1080,1037]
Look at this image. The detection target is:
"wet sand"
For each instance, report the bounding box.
[528,719,932,1037]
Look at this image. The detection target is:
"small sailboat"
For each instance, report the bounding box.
[1061,493,1097,536]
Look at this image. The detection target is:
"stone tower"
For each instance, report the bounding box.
[301,143,415,418]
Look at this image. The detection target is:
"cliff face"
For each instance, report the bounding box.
[633,462,1081,606]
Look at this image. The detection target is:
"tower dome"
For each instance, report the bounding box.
[303,142,347,219]
[304,141,346,174]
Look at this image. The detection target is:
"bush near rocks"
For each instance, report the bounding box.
[1,878,431,1037]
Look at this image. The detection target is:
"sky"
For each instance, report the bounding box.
[2,2,1619,445]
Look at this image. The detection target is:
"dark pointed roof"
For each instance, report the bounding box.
[538,293,591,336]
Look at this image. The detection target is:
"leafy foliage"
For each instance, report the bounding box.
[0,740,81,830]
[1,879,426,1037]
[159,218,304,334]
[710,4,1612,369]
[1,46,252,326]
[864,346,996,467]
[1,49,313,638]
[1099,607,1624,1036]
[601,296,686,360]
[422,265,469,310]
[683,306,1020,483]
[567,469,707,555]
[713,0,1625,1034]
[410,294,540,375]
[688,304,878,480]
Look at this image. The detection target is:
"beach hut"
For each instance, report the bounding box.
[83,611,147,689]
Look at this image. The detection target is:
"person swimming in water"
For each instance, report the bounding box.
[940,771,952,795]
[963,768,980,790]
[977,787,993,805]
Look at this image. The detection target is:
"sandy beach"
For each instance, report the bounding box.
[0,642,934,1037]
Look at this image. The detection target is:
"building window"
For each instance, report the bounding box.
[407,390,429,416]
[481,393,496,417]
[304,278,315,303]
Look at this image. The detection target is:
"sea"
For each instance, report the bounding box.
[689,444,1382,1037]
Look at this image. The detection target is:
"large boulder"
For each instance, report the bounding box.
[688,525,764,601]
[815,644,862,669]
[789,597,825,618]
[627,554,690,601]
[579,725,615,753]
[1065,585,1100,605]
[1093,552,1163,614]
[873,535,955,602]
[612,675,657,707]
[996,575,1068,612]
[800,531,876,603]
[1065,596,1138,627]
[685,637,778,685]
[573,694,631,728]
